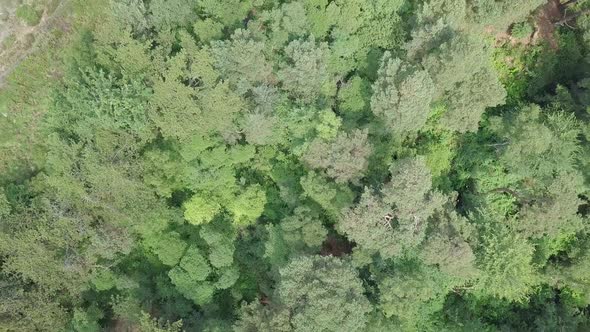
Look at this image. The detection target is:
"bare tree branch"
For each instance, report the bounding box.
[555,8,590,26]
[561,0,579,7]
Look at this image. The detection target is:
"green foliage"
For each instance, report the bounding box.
[168,246,214,305]
[421,130,458,189]
[420,210,479,280]
[234,302,291,332]
[281,206,327,249]
[490,104,581,182]
[235,255,372,332]
[149,0,198,30]
[184,195,222,225]
[421,35,506,132]
[278,38,331,103]
[197,0,254,27]
[264,205,328,266]
[518,171,586,239]
[227,185,267,226]
[371,52,435,135]
[302,129,372,183]
[3,0,590,330]
[468,0,545,31]
[242,112,280,145]
[314,109,341,140]
[194,18,224,42]
[211,29,272,94]
[377,261,452,329]
[138,312,183,332]
[0,188,9,218]
[91,269,117,291]
[71,307,103,332]
[338,75,371,115]
[339,157,447,259]
[492,44,530,104]
[144,231,187,266]
[278,256,372,331]
[511,21,534,39]
[474,220,541,302]
[300,171,354,219]
[200,221,236,268]
[547,239,590,307]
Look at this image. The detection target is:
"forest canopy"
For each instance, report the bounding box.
[0,0,590,331]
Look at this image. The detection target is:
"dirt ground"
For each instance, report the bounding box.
[495,0,577,49]
[533,0,564,49]
[0,0,68,87]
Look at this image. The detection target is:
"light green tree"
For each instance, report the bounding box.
[420,209,479,280]
[264,206,328,266]
[277,38,331,103]
[149,0,198,30]
[474,220,540,302]
[235,255,372,332]
[143,231,187,266]
[491,105,581,183]
[421,35,506,132]
[194,18,224,42]
[168,246,214,305]
[371,52,435,135]
[518,171,586,239]
[200,221,236,268]
[300,171,355,219]
[467,0,545,31]
[184,195,222,225]
[338,75,371,115]
[197,0,255,27]
[376,261,453,329]
[339,157,447,259]
[227,185,267,226]
[211,29,273,94]
[242,112,280,146]
[302,129,372,183]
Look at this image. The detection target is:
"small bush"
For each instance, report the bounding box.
[16,4,42,26]
[511,21,534,39]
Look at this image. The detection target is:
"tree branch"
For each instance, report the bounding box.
[555,8,590,26]
[561,0,579,7]
[487,187,534,204]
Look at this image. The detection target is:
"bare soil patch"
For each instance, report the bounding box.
[532,0,563,49]
[0,0,69,87]
[494,0,573,49]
